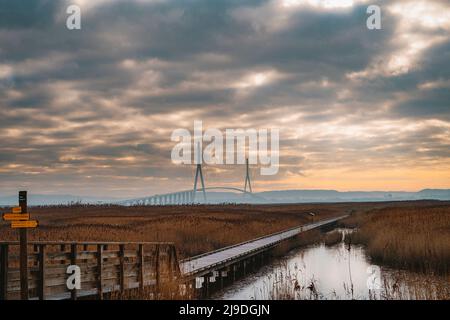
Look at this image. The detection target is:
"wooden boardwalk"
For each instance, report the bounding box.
[1,216,347,299]
[0,242,179,300]
[180,215,347,278]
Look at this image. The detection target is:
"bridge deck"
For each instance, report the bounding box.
[180,215,347,276]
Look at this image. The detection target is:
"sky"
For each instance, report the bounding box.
[0,0,449,198]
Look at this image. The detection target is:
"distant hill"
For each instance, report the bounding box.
[256,189,450,203]
[0,194,119,206]
[417,189,450,200]
[195,189,450,204]
[1,189,449,206]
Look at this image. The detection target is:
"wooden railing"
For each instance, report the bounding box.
[0,241,180,300]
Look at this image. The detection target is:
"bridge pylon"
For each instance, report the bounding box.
[244,158,252,193]
[193,141,207,203]
[193,163,207,203]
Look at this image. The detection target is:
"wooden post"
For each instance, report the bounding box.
[155,244,160,290]
[0,244,8,300]
[233,265,236,282]
[97,244,103,300]
[38,244,46,300]
[119,244,125,293]
[204,275,210,298]
[70,244,77,300]
[19,191,28,300]
[59,244,66,266]
[168,245,173,280]
[138,244,144,290]
[33,245,39,267]
[171,246,180,277]
[82,244,88,264]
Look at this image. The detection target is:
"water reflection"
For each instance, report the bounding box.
[214,230,449,300]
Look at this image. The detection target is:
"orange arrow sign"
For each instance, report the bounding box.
[11,220,38,228]
[12,207,22,214]
[2,213,30,221]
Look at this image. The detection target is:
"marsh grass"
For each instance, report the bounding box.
[0,203,345,258]
[271,229,324,257]
[259,259,450,300]
[109,278,195,300]
[323,231,342,246]
[1,201,448,300]
[342,204,450,276]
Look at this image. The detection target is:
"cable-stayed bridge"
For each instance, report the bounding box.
[116,159,263,206]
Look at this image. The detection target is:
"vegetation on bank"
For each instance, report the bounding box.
[323,231,342,246]
[0,203,346,259]
[266,262,450,300]
[341,204,450,276]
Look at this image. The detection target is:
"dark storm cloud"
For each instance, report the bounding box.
[0,0,449,196]
[81,143,164,159]
[0,0,61,29]
[394,88,450,120]
[132,88,235,113]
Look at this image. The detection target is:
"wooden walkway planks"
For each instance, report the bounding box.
[180,216,347,276]
[0,242,179,300]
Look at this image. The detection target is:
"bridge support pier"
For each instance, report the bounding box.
[219,270,225,290]
[202,274,210,298]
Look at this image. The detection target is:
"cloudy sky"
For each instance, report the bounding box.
[0,0,449,198]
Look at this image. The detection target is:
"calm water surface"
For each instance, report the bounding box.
[213,230,448,300]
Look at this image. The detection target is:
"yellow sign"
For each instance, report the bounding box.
[2,213,30,221]
[12,207,22,214]
[11,220,38,228]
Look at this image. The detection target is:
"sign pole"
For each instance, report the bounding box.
[18,191,28,300]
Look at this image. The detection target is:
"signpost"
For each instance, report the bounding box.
[12,207,22,214]
[2,213,30,221]
[1,191,39,300]
[11,220,39,228]
[18,191,28,300]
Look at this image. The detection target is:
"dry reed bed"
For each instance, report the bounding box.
[323,231,343,246]
[1,201,449,262]
[0,203,349,258]
[264,262,450,300]
[342,204,450,276]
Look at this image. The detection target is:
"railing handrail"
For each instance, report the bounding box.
[180,214,348,263]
